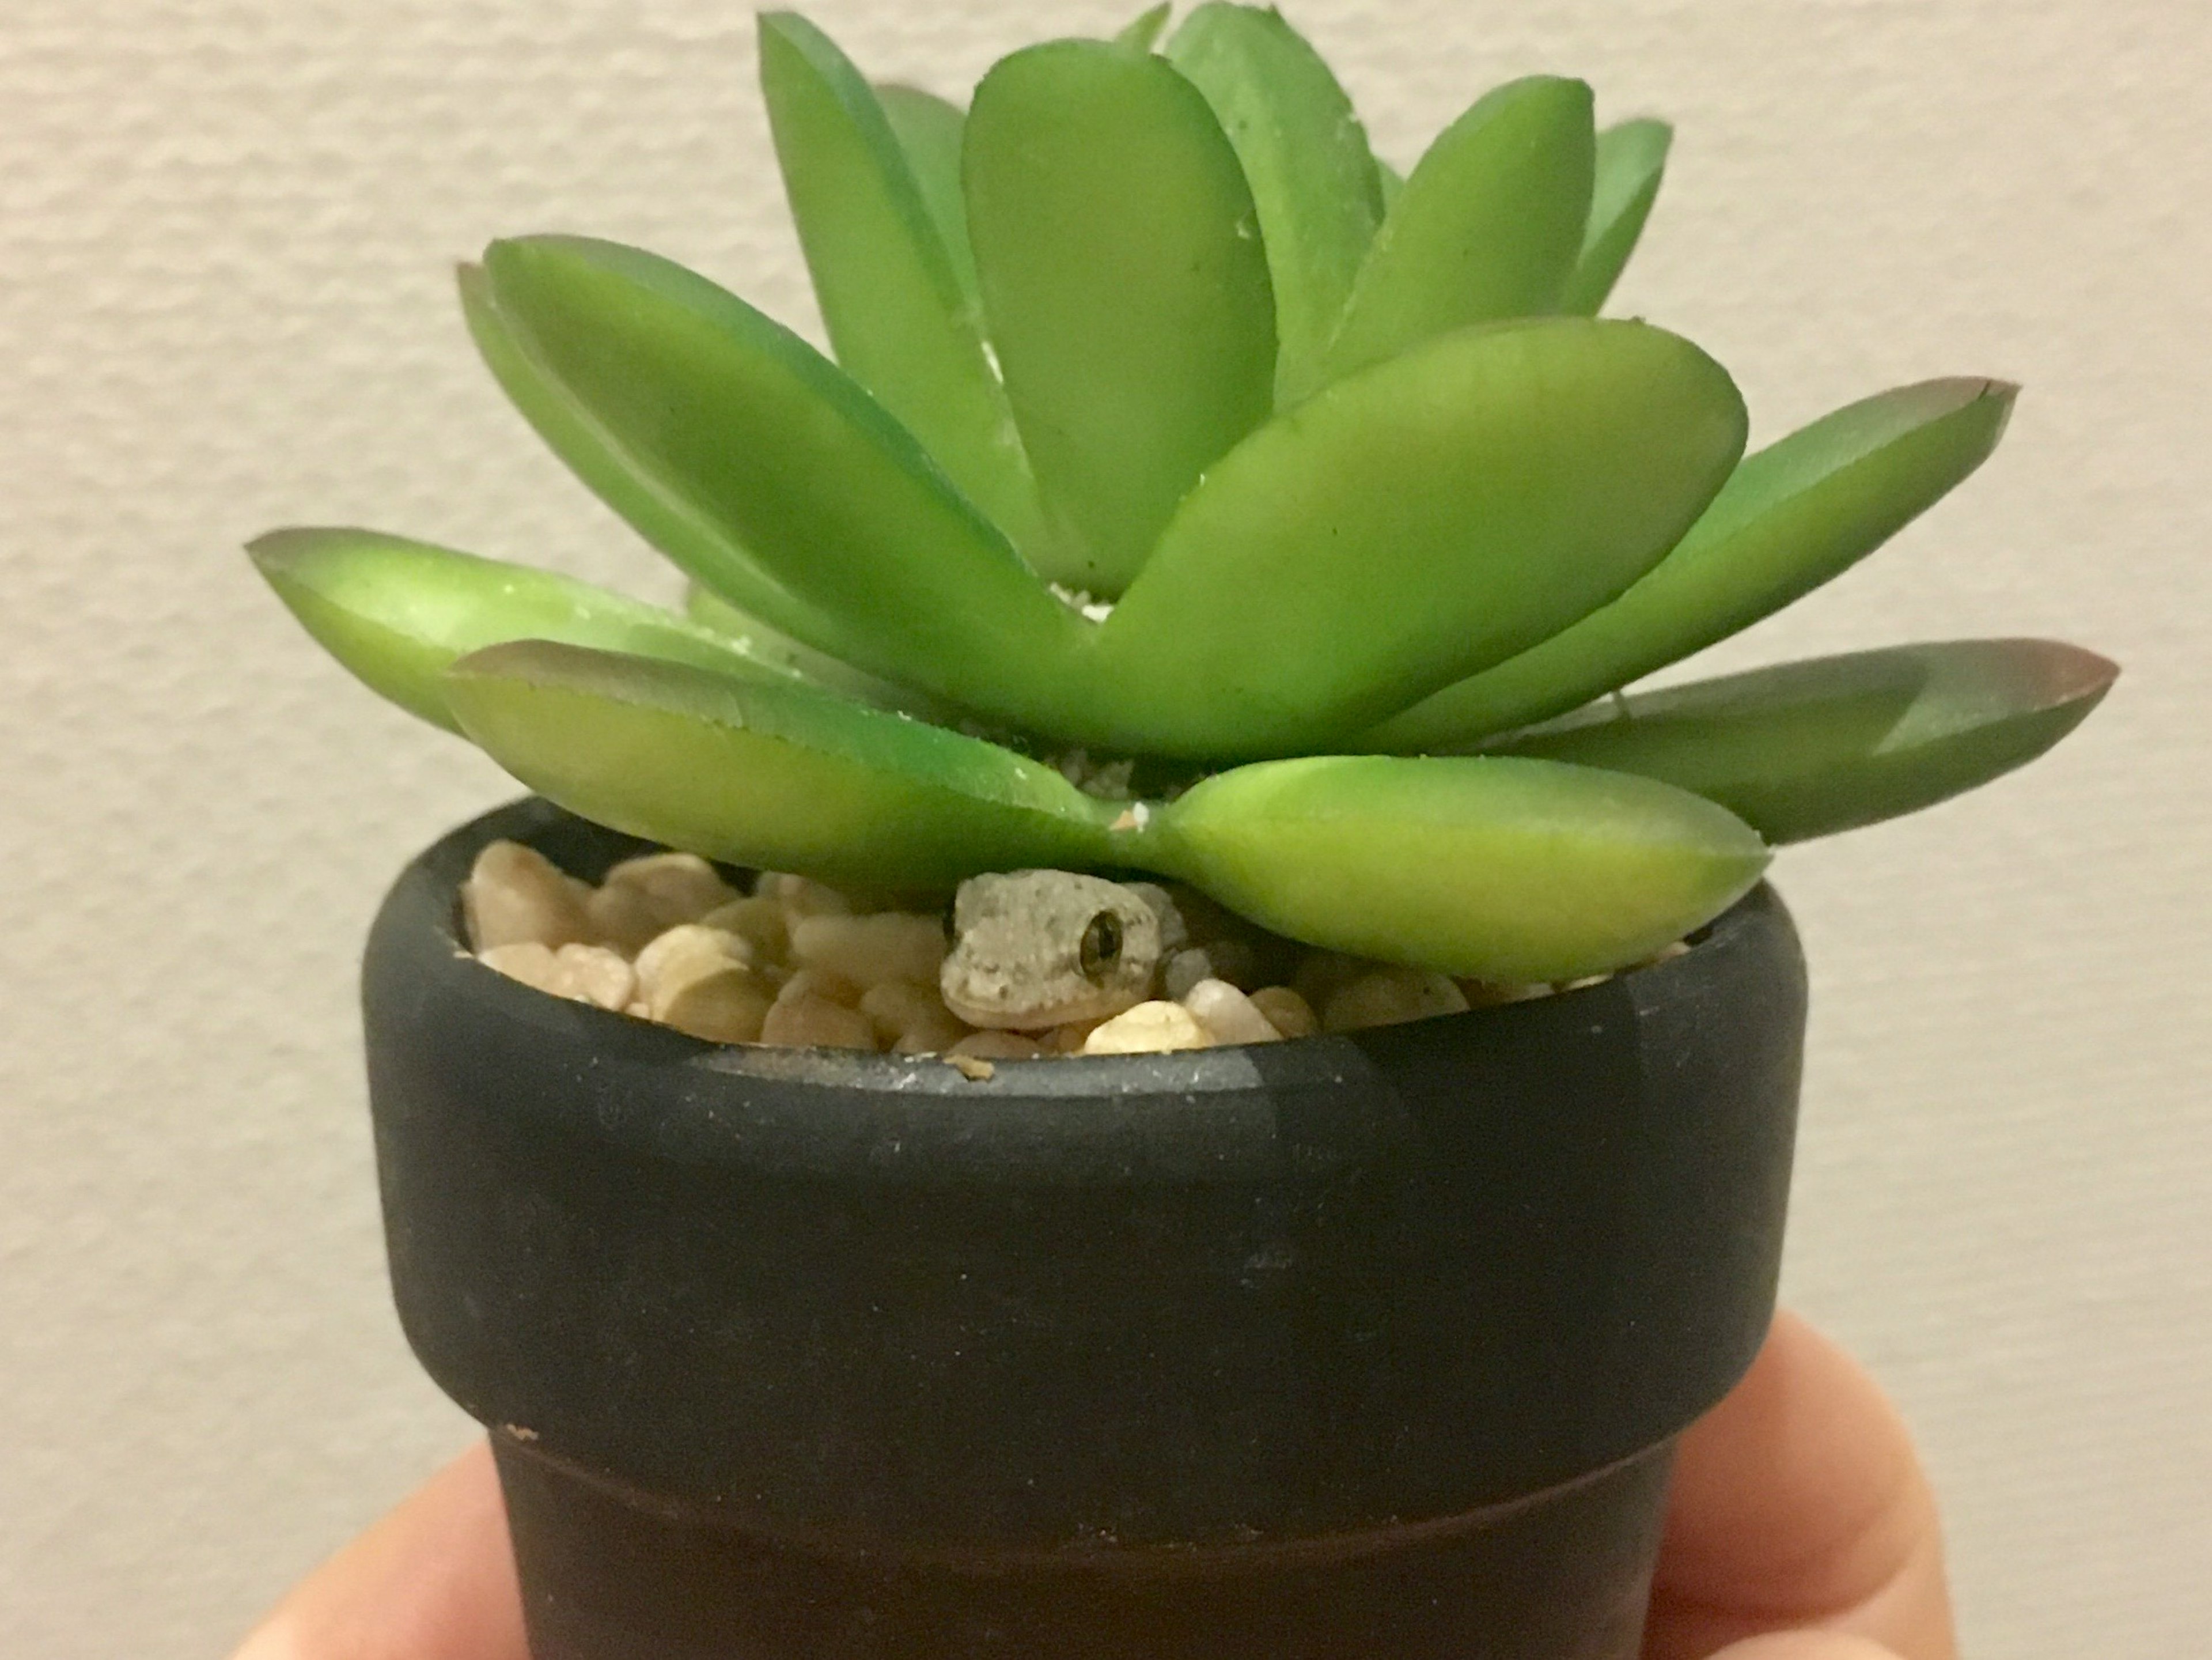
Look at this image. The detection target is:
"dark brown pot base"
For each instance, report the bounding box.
[494,1431,1675,1660]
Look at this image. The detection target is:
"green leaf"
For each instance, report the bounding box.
[1166,2,1385,404]
[248,528,801,733]
[1150,754,1770,980]
[457,262,838,652]
[874,84,978,305]
[1560,118,1672,316]
[1320,77,1596,384]
[1116,2,1173,50]
[478,235,1089,727]
[759,16,1049,557]
[681,580,959,720]
[1090,318,1747,758]
[1376,157,1405,209]
[964,39,1278,596]
[1487,639,2117,843]
[444,642,1118,890]
[1364,378,2019,751]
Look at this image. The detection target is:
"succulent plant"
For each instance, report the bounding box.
[251,4,2115,983]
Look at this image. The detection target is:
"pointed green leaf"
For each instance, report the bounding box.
[445,643,1118,890]
[1150,755,1770,980]
[1166,2,1386,404]
[248,527,800,733]
[874,84,979,305]
[1089,319,1747,759]
[965,39,1277,596]
[1117,2,1173,50]
[478,236,1089,727]
[1320,77,1596,384]
[1365,378,2019,751]
[681,579,961,721]
[1488,640,2117,843]
[457,262,838,652]
[1560,118,1672,316]
[759,16,1049,556]
[1376,157,1405,209]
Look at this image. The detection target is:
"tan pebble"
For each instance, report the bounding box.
[660,975,772,1044]
[478,941,561,992]
[774,967,863,1009]
[1324,969,1471,1033]
[778,876,856,922]
[698,895,790,965]
[760,994,878,1050]
[463,841,590,951]
[1199,936,1257,990]
[1247,986,1319,1039]
[946,1054,996,1082]
[948,1030,1044,1061]
[584,881,666,955]
[1552,973,1613,994]
[1083,1001,1214,1055]
[1293,950,1381,1012]
[1645,940,1691,966]
[860,979,956,1045]
[603,852,735,922]
[791,912,947,989]
[1182,979,1282,1046]
[551,944,637,1011]
[634,925,753,1006]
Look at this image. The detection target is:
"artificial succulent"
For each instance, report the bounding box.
[251,4,2114,982]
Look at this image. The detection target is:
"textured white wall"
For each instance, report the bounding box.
[2,0,2205,1652]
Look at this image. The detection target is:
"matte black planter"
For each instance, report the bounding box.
[364,797,1808,1660]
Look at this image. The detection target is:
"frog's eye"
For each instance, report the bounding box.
[1078,910,1124,980]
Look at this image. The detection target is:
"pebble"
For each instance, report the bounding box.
[1293,950,1381,1013]
[551,944,637,1012]
[479,940,562,992]
[770,875,855,922]
[1126,883,1190,954]
[891,1007,972,1055]
[604,852,736,920]
[463,841,591,951]
[1323,969,1471,1033]
[660,974,773,1044]
[858,979,953,1046]
[631,925,767,1040]
[1459,977,1550,1008]
[791,912,947,989]
[1181,979,1282,1046]
[1247,985,1319,1039]
[760,993,878,1050]
[775,967,863,1009]
[1083,1001,1214,1054]
[635,925,752,1004]
[698,895,790,963]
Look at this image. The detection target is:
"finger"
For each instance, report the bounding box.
[230,1438,527,1660]
[1643,1311,1956,1660]
[1709,1638,1908,1660]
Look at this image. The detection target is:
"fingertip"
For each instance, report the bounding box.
[1707,1636,1906,1660]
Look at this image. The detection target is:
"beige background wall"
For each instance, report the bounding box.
[2,0,2205,1652]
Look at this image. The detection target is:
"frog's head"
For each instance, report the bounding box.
[940,871,1164,1031]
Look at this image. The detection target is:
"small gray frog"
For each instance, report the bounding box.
[940,871,1185,1030]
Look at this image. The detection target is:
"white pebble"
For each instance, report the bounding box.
[774,968,863,1009]
[775,876,855,922]
[859,979,956,1046]
[1181,979,1282,1046]
[1247,986,1319,1039]
[551,944,637,1012]
[463,841,591,951]
[791,912,947,989]
[478,941,561,992]
[890,1010,972,1055]
[1083,1001,1214,1054]
[1323,969,1471,1033]
[660,975,772,1043]
[584,881,668,955]
[1458,977,1550,1007]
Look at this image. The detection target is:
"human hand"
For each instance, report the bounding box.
[231,1310,1953,1660]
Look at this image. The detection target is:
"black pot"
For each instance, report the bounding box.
[363,797,1808,1660]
